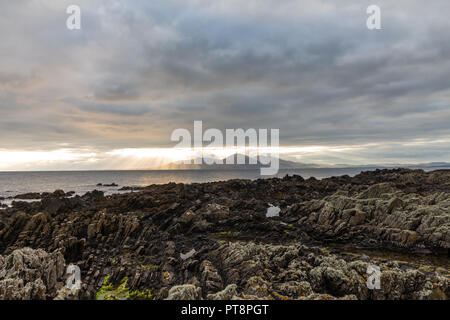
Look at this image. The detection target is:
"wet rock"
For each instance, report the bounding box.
[100,183,118,187]
[14,193,41,200]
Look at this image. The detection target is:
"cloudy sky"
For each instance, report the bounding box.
[1,0,450,170]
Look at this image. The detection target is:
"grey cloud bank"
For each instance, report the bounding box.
[1,0,450,170]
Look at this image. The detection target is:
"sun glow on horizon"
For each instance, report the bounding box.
[0,146,344,170]
[0,149,97,168]
[1,139,448,171]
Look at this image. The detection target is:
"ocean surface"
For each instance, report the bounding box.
[0,167,445,201]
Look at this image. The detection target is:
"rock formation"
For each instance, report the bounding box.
[0,169,448,300]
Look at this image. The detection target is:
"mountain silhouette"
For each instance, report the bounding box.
[154,154,319,170]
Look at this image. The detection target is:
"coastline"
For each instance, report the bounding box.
[0,168,449,300]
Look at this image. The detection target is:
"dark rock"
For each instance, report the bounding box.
[14,192,41,200]
[0,169,448,300]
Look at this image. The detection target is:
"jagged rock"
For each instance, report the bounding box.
[14,193,41,200]
[207,284,238,300]
[0,248,66,300]
[54,286,81,300]
[165,284,202,300]
[0,169,448,300]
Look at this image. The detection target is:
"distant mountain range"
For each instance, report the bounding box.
[154,154,321,170]
[333,162,450,169]
[153,154,450,171]
[413,162,450,168]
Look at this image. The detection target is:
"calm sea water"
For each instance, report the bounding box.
[0,167,443,200]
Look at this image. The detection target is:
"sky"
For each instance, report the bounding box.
[1,0,450,170]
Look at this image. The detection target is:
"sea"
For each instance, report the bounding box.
[0,167,446,204]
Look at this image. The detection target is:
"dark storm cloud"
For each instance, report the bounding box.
[1,0,450,167]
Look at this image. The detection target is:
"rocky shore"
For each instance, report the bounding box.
[0,169,449,300]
